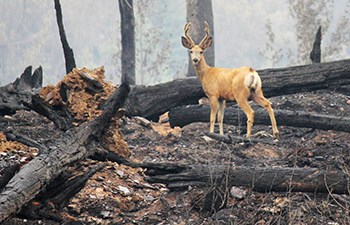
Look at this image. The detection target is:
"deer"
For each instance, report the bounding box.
[181,22,279,139]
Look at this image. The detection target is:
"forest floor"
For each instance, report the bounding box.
[1,69,350,225]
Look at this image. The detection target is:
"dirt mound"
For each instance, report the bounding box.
[39,67,129,157]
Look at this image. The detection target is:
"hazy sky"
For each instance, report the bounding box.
[0,0,349,86]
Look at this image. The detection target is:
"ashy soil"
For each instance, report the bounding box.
[1,68,350,225]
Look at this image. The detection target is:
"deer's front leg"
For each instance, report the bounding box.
[209,96,219,133]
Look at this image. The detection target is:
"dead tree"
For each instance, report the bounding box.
[54,0,76,74]
[125,58,350,121]
[0,83,130,223]
[168,105,350,133]
[310,26,322,63]
[119,0,136,85]
[185,0,214,77]
[0,66,42,116]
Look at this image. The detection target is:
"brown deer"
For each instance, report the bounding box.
[181,22,279,139]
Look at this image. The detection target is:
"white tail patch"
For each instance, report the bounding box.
[244,71,261,91]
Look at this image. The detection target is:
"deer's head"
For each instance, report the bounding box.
[182,21,213,65]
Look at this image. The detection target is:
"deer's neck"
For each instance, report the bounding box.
[194,57,210,82]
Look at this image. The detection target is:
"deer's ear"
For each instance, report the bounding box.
[182,36,193,49]
[201,37,213,50]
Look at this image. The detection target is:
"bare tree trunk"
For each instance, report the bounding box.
[310,26,322,63]
[119,0,136,85]
[186,0,214,77]
[54,0,76,74]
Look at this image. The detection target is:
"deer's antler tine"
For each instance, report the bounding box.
[199,21,211,48]
[184,22,195,47]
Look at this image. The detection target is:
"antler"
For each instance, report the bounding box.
[199,21,211,48]
[184,22,195,47]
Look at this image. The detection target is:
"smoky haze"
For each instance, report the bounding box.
[0,0,349,86]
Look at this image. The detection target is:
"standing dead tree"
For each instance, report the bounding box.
[310,26,322,63]
[54,0,76,74]
[119,0,136,85]
[186,0,214,77]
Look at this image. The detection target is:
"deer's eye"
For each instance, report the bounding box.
[190,50,193,54]
[200,51,203,54]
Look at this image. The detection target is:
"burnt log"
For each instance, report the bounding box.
[20,163,106,222]
[125,59,350,121]
[0,83,130,223]
[145,164,350,194]
[0,66,42,116]
[30,94,74,131]
[0,161,20,191]
[168,105,350,133]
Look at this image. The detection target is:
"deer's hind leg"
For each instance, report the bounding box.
[234,88,255,138]
[217,99,226,135]
[251,89,279,139]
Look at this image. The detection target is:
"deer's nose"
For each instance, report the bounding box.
[193,58,199,63]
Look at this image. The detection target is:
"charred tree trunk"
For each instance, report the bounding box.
[186,0,214,77]
[0,66,42,116]
[125,58,350,121]
[54,0,76,74]
[0,162,20,191]
[310,26,322,63]
[119,0,135,85]
[145,164,350,194]
[19,164,106,222]
[0,83,130,223]
[168,105,350,133]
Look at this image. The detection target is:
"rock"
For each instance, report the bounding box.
[134,116,152,128]
[116,170,125,178]
[118,185,132,196]
[230,186,247,200]
[202,135,214,143]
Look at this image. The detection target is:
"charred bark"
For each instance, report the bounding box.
[30,94,74,131]
[0,161,20,191]
[168,105,350,133]
[186,0,214,77]
[125,59,350,121]
[119,0,135,85]
[310,26,322,63]
[54,0,76,74]
[0,83,130,223]
[125,79,204,121]
[145,164,350,194]
[19,164,106,222]
[0,66,42,116]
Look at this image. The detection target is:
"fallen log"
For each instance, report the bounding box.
[20,163,106,222]
[168,105,350,133]
[125,59,350,121]
[145,163,350,194]
[0,83,130,223]
[0,161,20,191]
